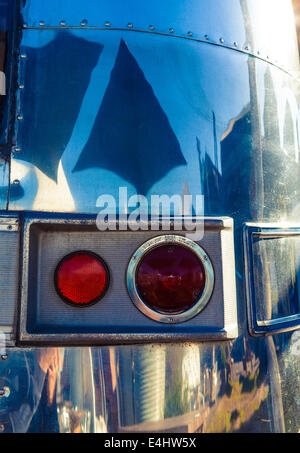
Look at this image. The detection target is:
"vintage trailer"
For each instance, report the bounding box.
[0,0,300,433]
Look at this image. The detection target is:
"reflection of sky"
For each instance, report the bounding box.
[22,0,247,45]
[11,29,250,213]
[246,0,299,72]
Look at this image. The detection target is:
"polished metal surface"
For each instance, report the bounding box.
[0,0,299,433]
[8,23,300,214]
[0,339,298,433]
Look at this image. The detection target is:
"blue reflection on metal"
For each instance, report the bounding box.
[13,29,250,212]
[73,39,187,195]
[19,31,103,181]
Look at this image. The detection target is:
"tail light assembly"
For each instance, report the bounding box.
[15,214,238,345]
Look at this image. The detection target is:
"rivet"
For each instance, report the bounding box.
[127,23,133,28]
[19,84,24,90]
[220,38,224,43]
[169,28,174,33]
[105,21,111,27]
[23,23,27,29]
[233,41,238,47]
[20,54,27,59]
[12,179,20,186]
[204,34,209,40]
[15,147,21,153]
[17,114,23,121]
[245,45,249,51]
[81,19,88,26]
[203,255,208,261]
[0,425,4,432]
[7,225,12,230]
[149,25,154,30]
[1,354,8,361]
[60,20,66,26]
[0,389,4,397]
[39,21,45,26]
[187,31,193,36]
[168,317,174,323]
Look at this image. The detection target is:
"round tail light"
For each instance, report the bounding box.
[127,235,214,323]
[54,251,109,307]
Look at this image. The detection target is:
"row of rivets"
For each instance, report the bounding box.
[21,21,279,63]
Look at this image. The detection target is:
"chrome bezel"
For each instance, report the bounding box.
[127,234,214,324]
[243,223,300,336]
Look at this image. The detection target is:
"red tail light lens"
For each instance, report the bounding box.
[136,244,205,314]
[54,251,109,306]
[127,235,214,323]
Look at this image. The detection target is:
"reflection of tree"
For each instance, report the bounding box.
[164,380,189,419]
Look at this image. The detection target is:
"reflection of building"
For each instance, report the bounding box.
[226,338,260,383]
